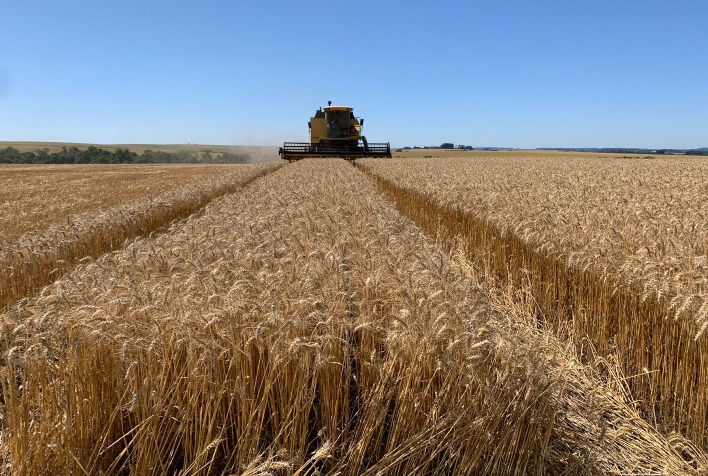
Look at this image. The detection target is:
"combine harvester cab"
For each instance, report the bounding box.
[280,101,391,161]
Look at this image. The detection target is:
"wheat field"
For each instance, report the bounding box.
[0,164,265,242]
[0,157,706,474]
[359,155,708,451]
[0,163,278,308]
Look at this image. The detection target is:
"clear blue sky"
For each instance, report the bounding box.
[2,0,707,149]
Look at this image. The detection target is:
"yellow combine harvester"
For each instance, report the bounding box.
[280,101,391,161]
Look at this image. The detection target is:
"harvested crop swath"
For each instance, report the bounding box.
[359,155,708,449]
[0,163,277,309]
[0,164,250,242]
[0,159,699,474]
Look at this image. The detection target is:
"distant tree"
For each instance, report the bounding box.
[0,147,22,163]
[440,143,455,149]
[49,147,80,164]
[114,148,137,163]
[36,149,50,163]
[80,146,106,163]
[217,152,250,163]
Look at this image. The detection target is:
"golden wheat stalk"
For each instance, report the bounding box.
[0,159,701,474]
[359,155,708,451]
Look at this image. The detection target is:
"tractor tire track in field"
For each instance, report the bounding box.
[0,163,280,310]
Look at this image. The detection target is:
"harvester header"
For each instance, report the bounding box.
[279,101,391,161]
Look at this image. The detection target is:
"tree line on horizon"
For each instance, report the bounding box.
[400,143,475,150]
[0,146,251,164]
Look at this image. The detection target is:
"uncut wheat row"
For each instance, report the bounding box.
[359,155,708,449]
[0,163,277,309]
[0,159,699,475]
